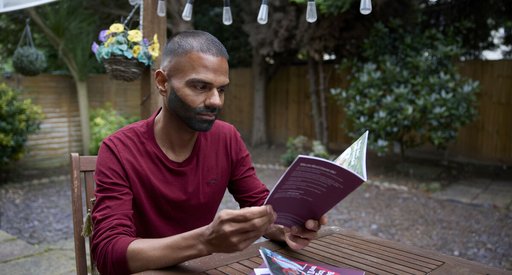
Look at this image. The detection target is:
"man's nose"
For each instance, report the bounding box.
[205,89,222,108]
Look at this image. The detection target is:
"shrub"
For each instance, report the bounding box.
[89,104,138,154]
[281,136,330,166]
[331,20,479,157]
[0,83,43,166]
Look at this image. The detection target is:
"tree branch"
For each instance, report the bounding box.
[26,8,80,81]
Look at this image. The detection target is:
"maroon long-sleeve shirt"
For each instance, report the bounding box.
[91,110,269,274]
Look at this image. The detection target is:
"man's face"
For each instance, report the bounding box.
[163,52,229,132]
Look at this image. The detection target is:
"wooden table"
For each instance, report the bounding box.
[136,226,510,275]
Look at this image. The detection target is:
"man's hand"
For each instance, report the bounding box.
[283,215,328,250]
[265,215,328,250]
[202,205,276,254]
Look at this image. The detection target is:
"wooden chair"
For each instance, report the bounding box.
[70,153,98,275]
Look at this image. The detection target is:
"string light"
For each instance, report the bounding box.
[306,0,317,23]
[257,0,269,25]
[182,0,194,21]
[157,0,166,17]
[223,0,233,25]
[359,0,372,15]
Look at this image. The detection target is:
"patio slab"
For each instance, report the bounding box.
[0,238,44,262]
[432,179,490,204]
[0,250,75,275]
[472,180,512,208]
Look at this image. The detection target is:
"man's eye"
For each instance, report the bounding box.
[195,84,208,91]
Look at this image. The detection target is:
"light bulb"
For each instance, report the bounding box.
[428,0,437,3]
[182,0,194,21]
[128,0,141,6]
[257,0,269,24]
[306,0,317,23]
[223,0,233,25]
[157,0,166,17]
[360,0,372,15]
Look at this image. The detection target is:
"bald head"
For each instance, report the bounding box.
[161,30,229,69]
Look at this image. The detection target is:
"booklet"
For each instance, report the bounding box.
[265,131,369,228]
[257,247,365,275]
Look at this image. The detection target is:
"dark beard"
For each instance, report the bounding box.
[167,89,219,132]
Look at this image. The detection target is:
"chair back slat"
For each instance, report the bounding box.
[70,153,98,275]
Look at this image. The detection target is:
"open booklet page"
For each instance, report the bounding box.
[257,247,365,275]
[334,131,368,181]
[265,131,369,228]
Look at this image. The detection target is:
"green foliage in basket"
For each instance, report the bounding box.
[0,83,44,166]
[12,46,47,76]
[91,23,159,67]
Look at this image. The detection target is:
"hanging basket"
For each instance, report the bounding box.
[13,19,46,76]
[103,55,145,82]
[13,46,47,76]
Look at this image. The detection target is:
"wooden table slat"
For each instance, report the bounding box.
[323,235,441,270]
[227,262,253,274]
[332,234,444,266]
[204,269,225,275]
[309,241,428,275]
[249,257,263,264]
[278,247,397,275]
[318,237,439,272]
[238,259,261,269]
[215,265,244,275]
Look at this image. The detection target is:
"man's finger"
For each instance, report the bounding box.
[218,205,274,223]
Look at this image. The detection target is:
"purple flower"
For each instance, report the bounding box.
[98,30,109,42]
[143,38,149,46]
[91,42,99,54]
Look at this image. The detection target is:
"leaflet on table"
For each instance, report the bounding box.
[257,247,365,275]
[265,131,369,228]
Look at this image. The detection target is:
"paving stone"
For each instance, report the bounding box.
[43,238,74,251]
[0,250,75,275]
[0,239,44,263]
[473,182,512,208]
[0,230,15,242]
[432,184,483,203]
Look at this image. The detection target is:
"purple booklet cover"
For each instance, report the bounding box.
[265,131,368,228]
[257,247,365,275]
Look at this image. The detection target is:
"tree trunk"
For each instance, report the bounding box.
[318,61,328,146]
[76,81,90,154]
[308,58,322,142]
[27,8,90,155]
[250,49,267,146]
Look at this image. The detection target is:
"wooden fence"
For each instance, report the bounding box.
[3,60,511,167]
[227,60,512,165]
[5,74,141,168]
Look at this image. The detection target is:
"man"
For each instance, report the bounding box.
[91,30,327,275]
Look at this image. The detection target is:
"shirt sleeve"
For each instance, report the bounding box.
[227,126,270,208]
[91,138,137,275]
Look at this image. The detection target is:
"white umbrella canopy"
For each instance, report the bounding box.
[0,0,58,13]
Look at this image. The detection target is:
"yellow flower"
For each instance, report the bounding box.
[127,30,142,42]
[149,34,160,59]
[109,23,124,33]
[104,36,115,47]
[149,44,160,59]
[132,45,141,57]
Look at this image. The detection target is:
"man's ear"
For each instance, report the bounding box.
[155,69,168,96]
